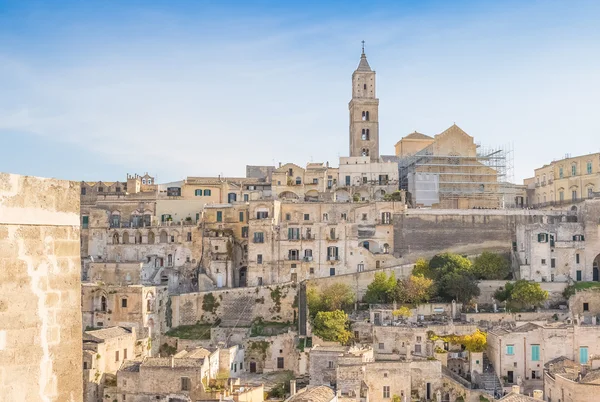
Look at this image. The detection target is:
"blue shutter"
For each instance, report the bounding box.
[580,347,589,364]
[531,345,540,361]
[506,345,514,355]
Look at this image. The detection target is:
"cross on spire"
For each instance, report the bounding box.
[361,40,365,55]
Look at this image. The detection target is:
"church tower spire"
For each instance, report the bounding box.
[349,42,379,161]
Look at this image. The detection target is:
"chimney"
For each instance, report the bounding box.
[533,390,543,400]
[171,356,175,368]
[290,380,296,396]
[511,385,520,394]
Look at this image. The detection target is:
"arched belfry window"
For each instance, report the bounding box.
[362,111,369,121]
[362,148,370,157]
[361,129,370,141]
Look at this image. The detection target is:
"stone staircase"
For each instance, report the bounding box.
[218,294,255,327]
[480,353,503,398]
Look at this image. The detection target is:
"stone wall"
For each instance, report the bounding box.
[171,283,298,327]
[0,173,83,401]
[394,209,569,259]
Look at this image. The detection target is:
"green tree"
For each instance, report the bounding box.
[472,252,511,280]
[313,310,352,344]
[429,253,472,280]
[307,284,355,318]
[364,272,397,303]
[321,283,355,312]
[412,258,432,278]
[495,280,548,311]
[394,274,435,304]
[383,191,403,202]
[392,306,412,320]
[438,271,480,303]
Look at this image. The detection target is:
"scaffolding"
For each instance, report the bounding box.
[398,142,514,208]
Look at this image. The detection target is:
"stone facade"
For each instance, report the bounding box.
[0,173,83,401]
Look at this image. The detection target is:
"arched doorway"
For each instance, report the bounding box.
[593,255,600,282]
[239,267,247,287]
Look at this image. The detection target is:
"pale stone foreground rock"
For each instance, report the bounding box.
[0,173,82,402]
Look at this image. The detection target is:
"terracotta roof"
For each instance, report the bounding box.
[288,386,335,402]
[141,357,205,368]
[83,326,132,342]
[498,392,539,402]
[403,131,433,140]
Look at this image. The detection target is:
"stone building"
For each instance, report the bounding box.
[286,385,337,402]
[543,357,600,402]
[487,322,600,393]
[81,283,169,355]
[83,326,146,402]
[396,125,506,209]
[0,173,83,401]
[526,152,600,208]
[513,200,600,282]
[309,345,373,387]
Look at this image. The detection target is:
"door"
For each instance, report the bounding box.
[250,362,256,373]
[594,267,599,282]
[228,193,237,203]
[239,267,247,287]
[507,371,514,383]
[217,274,223,288]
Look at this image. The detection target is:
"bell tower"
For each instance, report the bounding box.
[349,41,379,161]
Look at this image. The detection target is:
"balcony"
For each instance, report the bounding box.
[327,256,339,261]
[303,256,313,262]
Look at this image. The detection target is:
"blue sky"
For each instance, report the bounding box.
[1,0,599,183]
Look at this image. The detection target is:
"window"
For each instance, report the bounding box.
[580,347,589,364]
[577,270,582,281]
[330,267,335,276]
[83,362,88,369]
[239,212,244,222]
[378,343,384,349]
[204,189,211,196]
[583,303,589,311]
[115,351,120,362]
[167,187,181,196]
[327,246,338,261]
[277,357,284,369]
[362,176,368,184]
[121,298,128,308]
[124,348,128,359]
[167,254,173,267]
[506,345,514,355]
[576,253,580,264]
[295,177,301,185]
[416,336,422,342]
[285,213,291,221]
[362,213,367,221]
[345,176,351,186]
[288,249,299,260]
[216,211,223,222]
[361,148,370,157]
[257,277,263,285]
[573,235,585,241]
[559,167,564,178]
[537,233,548,243]
[589,187,594,198]
[551,258,555,268]
[195,189,203,196]
[329,228,336,240]
[361,128,370,140]
[187,232,192,242]
[341,213,347,220]
[81,187,87,195]
[242,227,249,238]
[381,212,391,224]
[305,228,312,239]
[531,345,540,361]
[253,232,264,243]
[572,190,577,201]
[323,213,328,221]
[82,216,89,229]
[328,361,334,369]
[313,178,318,184]
[309,267,314,274]
[357,263,364,272]
[98,186,104,192]
[256,211,269,219]
[541,259,546,265]
[181,377,191,391]
[304,249,313,260]
[304,214,310,221]
[587,161,593,174]
[560,191,564,201]
[383,386,390,399]
[257,254,263,264]
[288,228,300,240]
